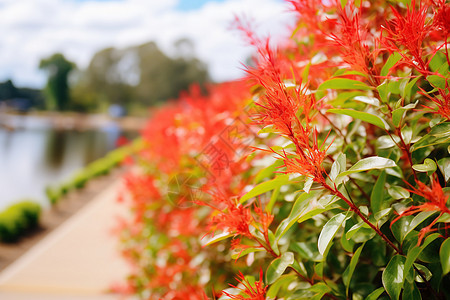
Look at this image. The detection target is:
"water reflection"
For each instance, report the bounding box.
[0,119,132,210]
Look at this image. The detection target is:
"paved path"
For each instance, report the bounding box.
[0,179,130,299]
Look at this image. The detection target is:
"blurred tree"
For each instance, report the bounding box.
[0,80,44,110]
[39,53,76,111]
[135,40,210,105]
[72,47,135,112]
[0,80,18,100]
[71,39,210,113]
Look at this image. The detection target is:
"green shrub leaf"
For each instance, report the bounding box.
[382,255,406,300]
[240,175,290,204]
[328,108,388,130]
[371,171,386,213]
[388,185,410,200]
[411,122,450,152]
[318,78,371,90]
[343,243,365,296]
[318,212,348,255]
[427,75,446,89]
[366,287,385,300]
[335,157,397,184]
[412,158,437,173]
[266,274,297,299]
[440,238,450,275]
[437,157,450,182]
[392,101,418,127]
[266,252,295,284]
[381,52,402,77]
[404,233,441,280]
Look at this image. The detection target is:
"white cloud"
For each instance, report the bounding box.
[0,0,295,88]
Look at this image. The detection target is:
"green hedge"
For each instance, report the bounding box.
[46,138,143,205]
[0,201,41,243]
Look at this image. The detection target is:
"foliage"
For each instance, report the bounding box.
[117,1,450,299]
[46,138,143,205]
[39,53,76,111]
[71,39,210,112]
[0,200,41,243]
[0,79,45,110]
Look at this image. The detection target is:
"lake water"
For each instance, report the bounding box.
[0,115,135,210]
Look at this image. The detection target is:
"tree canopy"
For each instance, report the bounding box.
[72,39,210,112]
[39,53,76,111]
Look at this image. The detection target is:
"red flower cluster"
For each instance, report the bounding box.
[117,80,264,298]
[222,270,267,300]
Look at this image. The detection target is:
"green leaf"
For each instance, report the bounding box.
[266,186,280,213]
[353,95,380,106]
[266,274,297,299]
[335,157,397,184]
[240,175,290,204]
[381,52,402,77]
[388,185,410,200]
[291,241,322,261]
[412,158,437,173]
[391,215,413,243]
[404,233,441,280]
[329,153,346,183]
[440,238,450,275]
[275,191,328,241]
[437,157,450,182]
[429,51,448,73]
[371,171,386,213]
[402,281,421,300]
[377,81,389,102]
[266,252,295,284]
[318,212,348,255]
[341,219,356,252]
[382,255,406,300]
[346,221,376,243]
[366,287,385,300]
[318,78,371,90]
[427,75,446,89]
[404,76,421,101]
[340,0,348,8]
[201,231,233,246]
[328,108,388,130]
[405,212,436,238]
[303,177,314,193]
[231,247,265,260]
[308,282,332,300]
[254,160,284,183]
[411,122,450,152]
[377,135,400,149]
[392,101,418,127]
[343,243,365,296]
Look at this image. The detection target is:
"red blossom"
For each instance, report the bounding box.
[433,0,450,37]
[382,0,431,72]
[222,270,267,300]
[328,3,378,77]
[209,197,254,238]
[392,177,449,244]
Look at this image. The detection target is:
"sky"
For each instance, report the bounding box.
[0,0,296,89]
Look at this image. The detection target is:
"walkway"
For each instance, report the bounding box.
[0,178,130,299]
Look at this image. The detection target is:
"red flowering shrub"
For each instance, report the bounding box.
[117,1,450,299]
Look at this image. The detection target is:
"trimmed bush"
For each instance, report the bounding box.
[0,200,41,243]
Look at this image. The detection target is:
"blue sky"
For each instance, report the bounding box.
[0,0,294,88]
[176,0,226,11]
[74,0,229,11]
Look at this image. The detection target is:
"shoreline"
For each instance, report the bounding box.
[0,111,147,132]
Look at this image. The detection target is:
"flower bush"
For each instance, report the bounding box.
[116,1,450,299]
